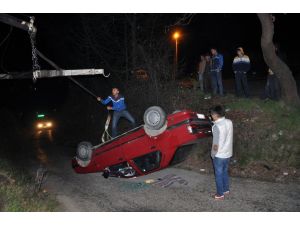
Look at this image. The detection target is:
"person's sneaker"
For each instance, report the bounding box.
[223,191,230,195]
[213,194,224,200]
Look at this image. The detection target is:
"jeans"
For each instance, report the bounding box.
[112,110,136,137]
[235,72,249,97]
[211,71,224,96]
[198,73,204,92]
[213,157,230,196]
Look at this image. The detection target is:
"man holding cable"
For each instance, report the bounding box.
[97,87,136,138]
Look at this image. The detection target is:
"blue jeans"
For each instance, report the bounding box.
[112,110,136,137]
[211,71,224,96]
[213,157,230,196]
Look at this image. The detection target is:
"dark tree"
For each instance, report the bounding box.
[257,13,300,106]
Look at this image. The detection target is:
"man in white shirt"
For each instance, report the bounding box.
[210,105,233,200]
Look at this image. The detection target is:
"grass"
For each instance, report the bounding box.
[228,97,300,130]
[226,97,300,168]
[0,158,58,212]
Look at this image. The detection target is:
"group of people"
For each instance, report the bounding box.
[197,47,281,100]
[198,47,226,97]
[95,44,284,201]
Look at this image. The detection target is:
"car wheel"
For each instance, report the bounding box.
[76,141,93,161]
[143,106,166,130]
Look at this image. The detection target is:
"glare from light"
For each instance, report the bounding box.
[46,122,52,127]
[37,123,43,128]
[173,31,180,40]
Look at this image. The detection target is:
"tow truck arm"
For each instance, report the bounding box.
[0,14,109,99]
[0,14,36,33]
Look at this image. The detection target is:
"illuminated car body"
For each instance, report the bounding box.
[72,110,212,177]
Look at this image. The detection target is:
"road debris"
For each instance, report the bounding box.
[145,179,155,184]
[153,174,188,188]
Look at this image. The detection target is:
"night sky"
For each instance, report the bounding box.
[1,13,300,115]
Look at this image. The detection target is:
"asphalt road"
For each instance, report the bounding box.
[30,131,300,212]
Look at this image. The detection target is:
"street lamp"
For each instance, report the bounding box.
[173,31,180,79]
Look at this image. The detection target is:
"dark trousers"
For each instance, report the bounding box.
[235,72,249,97]
[265,75,281,100]
[112,110,136,137]
[211,71,224,96]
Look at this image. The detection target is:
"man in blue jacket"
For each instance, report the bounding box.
[210,47,224,96]
[97,88,136,137]
[232,47,251,97]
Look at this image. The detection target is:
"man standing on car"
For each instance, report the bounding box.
[210,47,224,96]
[232,47,251,98]
[210,105,233,200]
[97,88,136,138]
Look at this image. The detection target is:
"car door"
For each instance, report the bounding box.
[122,130,155,160]
[92,140,126,171]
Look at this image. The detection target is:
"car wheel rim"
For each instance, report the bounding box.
[78,146,88,159]
[147,110,161,126]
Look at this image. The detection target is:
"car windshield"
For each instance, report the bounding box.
[133,151,161,173]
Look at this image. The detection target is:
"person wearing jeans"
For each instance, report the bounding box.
[210,48,224,96]
[211,70,224,96]
[232,47,251,97]
[97,88,136,138]
[213,157,230,198]
[210,105,233,200]
[111,110,136,138]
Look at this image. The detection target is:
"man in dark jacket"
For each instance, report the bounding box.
[97,88,136,137]
[232,47,251,97]
[210,47,224,96]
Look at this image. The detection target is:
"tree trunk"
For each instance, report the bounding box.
[257,13,300,106]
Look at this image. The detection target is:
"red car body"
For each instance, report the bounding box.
[72,110,212,177]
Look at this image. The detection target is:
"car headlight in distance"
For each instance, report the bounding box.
[37,123,43,128]
[46,122,52,127]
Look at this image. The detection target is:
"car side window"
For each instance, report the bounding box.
[133,151,161,173]
[106,161,136,178]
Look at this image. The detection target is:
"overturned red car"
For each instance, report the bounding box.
[72,106,212,178]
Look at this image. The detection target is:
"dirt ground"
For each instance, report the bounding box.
[29,140,300,212]
[176,141,300,184]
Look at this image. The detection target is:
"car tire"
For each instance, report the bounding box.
[143,106,166,130]
[144,122,167,137]
[76,141,93,161]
